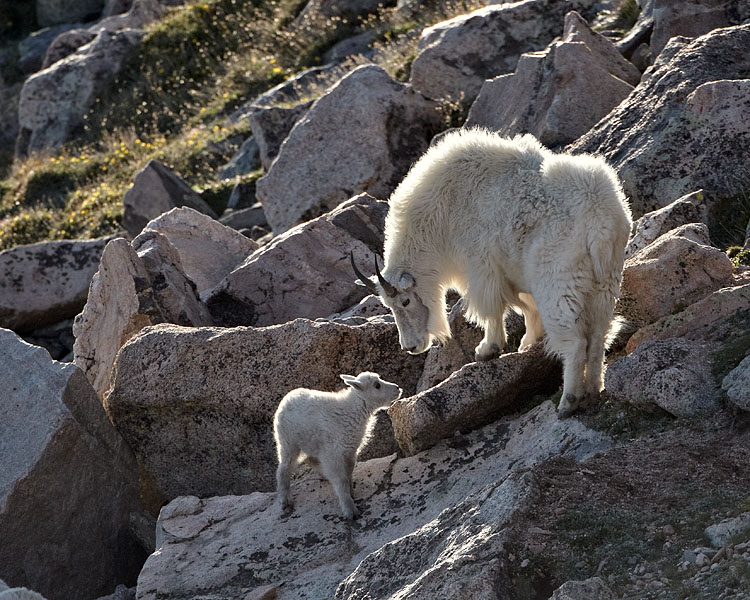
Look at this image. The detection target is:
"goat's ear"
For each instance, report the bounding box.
[340,374,363,390]
[398,272,416,290]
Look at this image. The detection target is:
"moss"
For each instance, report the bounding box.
[199,180,237,216]
[0,211,54,250]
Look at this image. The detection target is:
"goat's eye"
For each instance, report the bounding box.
[375,382,381,389]
[402,298,410,307]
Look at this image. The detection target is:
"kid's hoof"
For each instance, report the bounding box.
[557,394,579,419]
[475,343,500,362]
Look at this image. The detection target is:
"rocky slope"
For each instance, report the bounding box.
[1,1,750,599]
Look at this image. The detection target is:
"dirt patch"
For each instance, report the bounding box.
[507,418,750,599]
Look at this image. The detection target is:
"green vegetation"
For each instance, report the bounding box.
[0,0,481,251]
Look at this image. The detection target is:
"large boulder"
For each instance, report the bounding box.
[255,65,441,234]
[409,0,597,103]
[390,343,562,456]
[0,329,144,600]
[17,24,81,73]
[466,11,638,146]
[605,338,721,417]
[569,24,750,217]
[551,577,617,600]
[135,401,611,600]
[122,160,218,238]
[207,194,388,327]
[618,224,733,329]
[16,28,144,157]
[36,0,104,27]
[137,207,257,301]
[104,317,426,500]
[0,236,111,333]
[73,235,212,400]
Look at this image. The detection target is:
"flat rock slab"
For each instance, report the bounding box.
[0,328,143,600]
[105,318,426,500]
[390,343,563,455]
[0,236,111,333]
[135,401,611,600]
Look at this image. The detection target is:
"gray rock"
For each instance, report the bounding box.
[256,65,441,234]
[36,0,104,27]
[625,190,709,258]
[0,329,143,600]
[231,65,337,120]
[705,512,750,548]
[722,355,750,411]
[619,224,733,328]
[323,29,378,63]
[207,194,388,327]
[326,294,390,324]
[626,283,750,353]
[551,577,616,600]
[0,586,47,600]
[466,11,636,147]
[295,0,385,24]
[605,338,721,417]
[73,235,211,400]
[225,178,257,210]
[390,343,563,455]
[16,28,144,156]
[219,204,268,233]
[650,0,741,56]
[138,206,257,301]
[41,28,97,69]
[217,136,260,179]
[416,302,526,392]
[0,236,111,333]
[122,160,218,237]
[17,24,80,73]
[248,101,312,171]
[135,401,610,600]
[104,316,426,500]
[409,0,597,103]
[569,25,750,218]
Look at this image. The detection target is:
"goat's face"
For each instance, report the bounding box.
[351,253,432,354]
[341,372,402,409]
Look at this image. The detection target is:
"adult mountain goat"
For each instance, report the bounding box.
[352,129,631,418]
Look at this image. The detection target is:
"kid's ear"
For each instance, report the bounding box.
[340,374,362,390]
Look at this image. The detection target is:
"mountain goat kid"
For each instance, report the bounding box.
[352,129,632,418]
[274,372,402,519]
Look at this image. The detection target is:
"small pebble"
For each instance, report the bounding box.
[663,524,676,536]
[520,559,530,568]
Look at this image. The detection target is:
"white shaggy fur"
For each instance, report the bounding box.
[357,129,632,418]
[274,372,402,519]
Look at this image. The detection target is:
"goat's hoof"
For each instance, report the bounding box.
[557,393,579,419]
[475,343,500,362]
[343,507,361,521]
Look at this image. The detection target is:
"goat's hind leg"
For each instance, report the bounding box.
[517,293,544,352]
[275,444,298,513]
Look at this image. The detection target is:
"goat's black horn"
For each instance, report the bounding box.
[375,255,397,297]
[350,252,379,295]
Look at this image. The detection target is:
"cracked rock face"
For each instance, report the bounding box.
[255,65,441,234]
[0,236,111,333]
[104,318,426,500]
[569,24,750,218]
[135,401,611,600]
